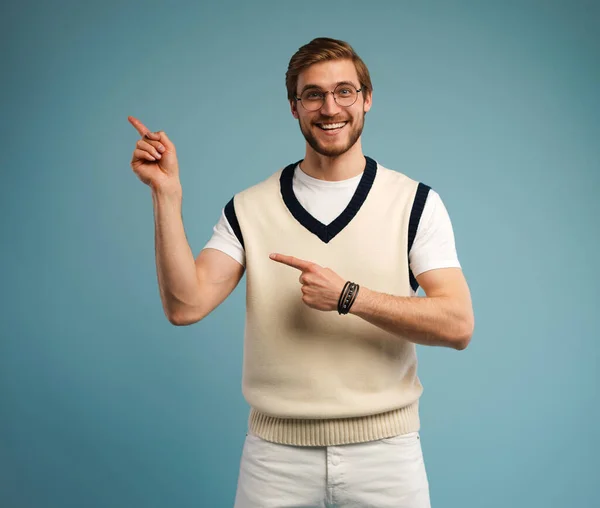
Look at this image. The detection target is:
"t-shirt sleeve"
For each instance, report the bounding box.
[408,190,461,277]
[201,208,246,267]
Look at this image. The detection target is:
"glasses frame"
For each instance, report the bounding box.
[295,84,363,111]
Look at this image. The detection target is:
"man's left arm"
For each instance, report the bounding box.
[350,267,474,350]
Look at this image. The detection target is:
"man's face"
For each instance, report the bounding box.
[291,59,372,158]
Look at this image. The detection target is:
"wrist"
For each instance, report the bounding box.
[152,184,183,203]
[337,281,363,315]
[348,286,371,315]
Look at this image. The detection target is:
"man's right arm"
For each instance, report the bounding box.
[153,189,245,326]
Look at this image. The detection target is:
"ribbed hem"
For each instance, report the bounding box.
[247,400,420,447]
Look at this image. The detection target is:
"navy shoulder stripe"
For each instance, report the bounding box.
[224,197,244,249]
[408,183,431,292]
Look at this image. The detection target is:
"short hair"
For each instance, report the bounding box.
[285,37,373,102]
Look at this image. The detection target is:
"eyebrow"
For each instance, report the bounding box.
[299,80,359,94]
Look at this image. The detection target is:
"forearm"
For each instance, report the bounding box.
[152,187,200,323]
[350,287,473,350]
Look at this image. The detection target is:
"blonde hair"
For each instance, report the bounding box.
[285,37,373,102]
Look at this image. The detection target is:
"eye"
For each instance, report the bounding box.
[301,89,324,101]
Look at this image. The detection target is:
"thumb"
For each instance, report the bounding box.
[154,130,176,152]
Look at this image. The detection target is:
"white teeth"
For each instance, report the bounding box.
[320,122,346,130]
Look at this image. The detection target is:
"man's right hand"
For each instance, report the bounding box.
[128,116,181,194]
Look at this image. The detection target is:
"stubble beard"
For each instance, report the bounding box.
[299,112,365,158]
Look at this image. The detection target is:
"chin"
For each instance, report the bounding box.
[311,137,355,157]
[314,145,352,157]
[299,117,364,158]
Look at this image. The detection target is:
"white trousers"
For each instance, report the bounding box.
[234,431,431,508]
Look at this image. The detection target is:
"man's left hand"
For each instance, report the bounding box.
[269,253,346,312]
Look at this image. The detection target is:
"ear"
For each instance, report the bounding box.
[363,89,373,113]
[290,99,299,119]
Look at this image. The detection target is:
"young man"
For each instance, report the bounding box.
[128,37,473,508]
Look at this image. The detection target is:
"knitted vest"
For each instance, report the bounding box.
[226,156,431,446]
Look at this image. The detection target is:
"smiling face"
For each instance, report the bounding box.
[291,59,372,158]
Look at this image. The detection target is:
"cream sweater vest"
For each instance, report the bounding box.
[227,156,430,446]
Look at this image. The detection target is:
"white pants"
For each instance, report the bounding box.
[234,431,431,508]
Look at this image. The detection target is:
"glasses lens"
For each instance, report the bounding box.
[334,84,358,107]
[300,89,324,111]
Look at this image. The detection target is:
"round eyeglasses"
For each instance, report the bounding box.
[295,84,363,112]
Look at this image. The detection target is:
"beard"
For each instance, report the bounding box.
[298,112,365,157]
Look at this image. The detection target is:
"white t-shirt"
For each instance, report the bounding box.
[202,164,461,295]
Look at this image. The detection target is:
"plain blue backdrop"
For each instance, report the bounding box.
[2,1,599,506]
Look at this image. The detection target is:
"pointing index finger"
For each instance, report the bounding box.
[269,253,315,272]
[127,115,155,138]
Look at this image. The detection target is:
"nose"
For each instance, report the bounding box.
[320,91,342,116]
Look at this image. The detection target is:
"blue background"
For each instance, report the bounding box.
[2,1,599,506]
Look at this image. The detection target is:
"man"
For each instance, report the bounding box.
[128,37,473,508]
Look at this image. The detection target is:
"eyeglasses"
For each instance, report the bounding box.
[295,84,363,111]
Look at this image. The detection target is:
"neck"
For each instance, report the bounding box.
[300,140,366,181]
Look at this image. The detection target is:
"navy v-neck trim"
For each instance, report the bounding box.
[280,156,377,243]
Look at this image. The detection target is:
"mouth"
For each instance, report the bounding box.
[315,121,348,134]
